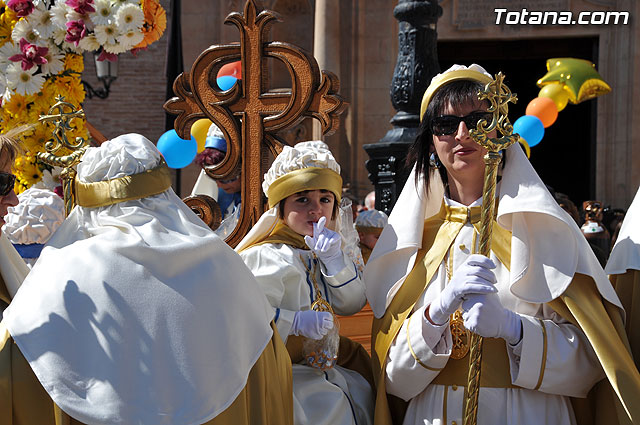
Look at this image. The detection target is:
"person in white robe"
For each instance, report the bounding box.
[606,186,640,369]
[365,64,640,425]
[0,133,292,425]
[237,141,374,425]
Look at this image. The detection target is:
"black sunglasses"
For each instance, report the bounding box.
[0,172,16,196]
[430,112,493,136]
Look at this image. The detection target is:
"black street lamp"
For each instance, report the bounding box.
[81,51,118,100]
[363,0,441,215]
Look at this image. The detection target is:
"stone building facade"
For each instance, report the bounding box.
[81,0,640,210]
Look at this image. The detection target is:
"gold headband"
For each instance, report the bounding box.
[420,69,494,121]
[266,167,342,208]
[356,226,383,236]
[75,162,172,208]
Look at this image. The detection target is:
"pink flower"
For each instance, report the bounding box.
[6,0,34,18]
[65,0,95,15]
[65,20,87,46]
[96,50,118,62]
[8,38,48,71]
[130,47,148,57]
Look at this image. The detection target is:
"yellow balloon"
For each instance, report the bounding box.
[538,83,570,112]
[536,58,610,104]
[191,119,212,153]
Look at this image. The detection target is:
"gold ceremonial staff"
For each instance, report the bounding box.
[37,95,89,216]
[463,73,518,425]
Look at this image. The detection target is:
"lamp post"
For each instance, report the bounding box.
[81,51,118,100]
[363,0,441,214]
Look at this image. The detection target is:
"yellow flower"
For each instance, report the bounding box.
[4,94,29,119]
[66,76,86,104]
[64,53,84,73]
[31,90,54,115]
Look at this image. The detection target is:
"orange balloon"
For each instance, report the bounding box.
[525,97,558,128]
[538,83,570,112]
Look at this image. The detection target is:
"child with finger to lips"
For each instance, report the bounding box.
[237,141,374,425]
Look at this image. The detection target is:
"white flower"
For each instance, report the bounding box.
[12,19,39,44]
[2,87,13,106]
[91,0,114,26]
[52,27,67,45]
[0,42,20,72]
[115,4,144,31]
[117,28,143,49]
[6,63,45,96]
[50,2,71,29]
[94,23,119,45]
[29,7,55,39]
[0,76,7,97]
[78,33,101,51]
[40,50,65,76]
[65,10,84,23]
[103,41,127,54]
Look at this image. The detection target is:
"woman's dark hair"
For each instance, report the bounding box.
[406,80,504,192]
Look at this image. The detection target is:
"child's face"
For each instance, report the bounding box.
[282,189,335,237]
[358,232,380,250]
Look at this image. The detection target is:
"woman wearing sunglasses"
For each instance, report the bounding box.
[365,64,640,424]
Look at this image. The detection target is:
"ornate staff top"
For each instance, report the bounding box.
[469,72,519,152]
[37,95,89,216]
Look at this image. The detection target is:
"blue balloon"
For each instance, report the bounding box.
[513,115,545,147]
[157,130,197,169]
[217,75,237,91]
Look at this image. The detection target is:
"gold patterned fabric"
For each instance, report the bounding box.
[370,202,640,425]
[74,162,172,208]
[0,322,293,425]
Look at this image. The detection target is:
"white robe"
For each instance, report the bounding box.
[385,198,604,425]
[240,242,374,425]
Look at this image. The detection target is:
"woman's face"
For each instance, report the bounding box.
[282,189,335,237]
[0,152,18,231]
[432,100,495,184]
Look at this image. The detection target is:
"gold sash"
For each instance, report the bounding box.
[431,338,514,388]
[244,221,309,251]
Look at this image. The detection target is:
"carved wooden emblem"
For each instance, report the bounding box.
[164,0,347,247]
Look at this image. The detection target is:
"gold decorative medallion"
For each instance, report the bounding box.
[450,310,471,360]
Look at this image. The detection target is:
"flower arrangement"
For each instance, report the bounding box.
[0,0,166,193]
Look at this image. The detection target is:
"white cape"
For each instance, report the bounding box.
[605,186,640,275]
[3,134,275,425]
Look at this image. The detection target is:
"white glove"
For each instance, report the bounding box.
[428,254,498,325]
[304,216,345,275]
[462,293,523,345]
[291,310,334,340]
